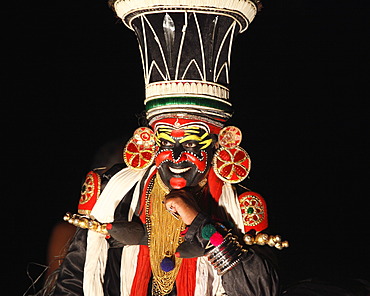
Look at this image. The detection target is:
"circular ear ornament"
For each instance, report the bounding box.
[213,146,251,183]
[213,126,250,183]
[218,126,242,148]
[123,127,156,169]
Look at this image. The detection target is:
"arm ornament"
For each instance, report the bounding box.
[201,223,246,275]
[63,212,109,236]
[201,222,289,275]
[243,232,289,250]
[205,232,247,275]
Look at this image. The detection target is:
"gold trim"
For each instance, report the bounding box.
[77,209,91,215]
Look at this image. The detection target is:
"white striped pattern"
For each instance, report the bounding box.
[114,0,257,32]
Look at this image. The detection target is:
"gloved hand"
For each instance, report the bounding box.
[107,221,146,245]
[175,212,214,258]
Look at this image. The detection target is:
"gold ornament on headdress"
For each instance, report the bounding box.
[146,175,186,296]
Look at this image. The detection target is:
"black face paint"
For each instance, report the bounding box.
[155,127,215,189]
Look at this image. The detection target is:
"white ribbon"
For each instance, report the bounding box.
[83,167,149,296]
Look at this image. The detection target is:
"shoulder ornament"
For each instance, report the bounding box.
[78,170,101,215]
[238,191,268,232]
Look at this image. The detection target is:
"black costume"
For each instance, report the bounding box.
[54,166,280,296]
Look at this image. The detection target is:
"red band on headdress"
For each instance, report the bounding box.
[151,117,222,134]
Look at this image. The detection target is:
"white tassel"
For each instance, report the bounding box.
[218,182,245,233]
[120,245,140,296]
[83,231,109,296]
[194,257,227,296]
[212,263,226,296]
[195,257,213,295]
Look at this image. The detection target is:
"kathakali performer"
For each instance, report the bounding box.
[53,0,288,295]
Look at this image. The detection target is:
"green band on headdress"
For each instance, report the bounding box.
[145,97,234,114]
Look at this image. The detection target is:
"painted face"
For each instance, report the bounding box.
[155,125,216,189]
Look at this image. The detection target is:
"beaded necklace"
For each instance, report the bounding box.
[145,174,185,295]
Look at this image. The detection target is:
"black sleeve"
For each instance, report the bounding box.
[53,228,87,296]
[222,246,280,296]
[183,213,280,296]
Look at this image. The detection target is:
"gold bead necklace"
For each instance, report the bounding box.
[145,174,185,296]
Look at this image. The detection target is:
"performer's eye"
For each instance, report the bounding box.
[183,142,197,148]
[161,140,174,147]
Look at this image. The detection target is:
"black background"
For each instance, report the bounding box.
[8,0,369,294]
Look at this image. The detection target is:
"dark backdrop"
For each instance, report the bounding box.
[8,0,369,294]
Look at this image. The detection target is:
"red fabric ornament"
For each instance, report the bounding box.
[210,231,224,246]
[180,227,189,236]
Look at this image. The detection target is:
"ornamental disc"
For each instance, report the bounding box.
[218,126,242,148]
[124,127,156,170]
[212,146,251,183]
